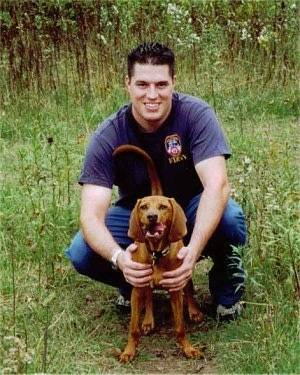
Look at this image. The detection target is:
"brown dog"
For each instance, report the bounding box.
[113,145,205,362]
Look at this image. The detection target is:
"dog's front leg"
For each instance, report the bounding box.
[119,287,143,362]
[141,287,154,334]
[184,280,205,323]
[169,290,203,359]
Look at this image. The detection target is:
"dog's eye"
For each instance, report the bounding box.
[140,204,148,210]
[159,204,168,210]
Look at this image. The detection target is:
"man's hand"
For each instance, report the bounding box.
[159,246,197,291]
[117,243,153,288]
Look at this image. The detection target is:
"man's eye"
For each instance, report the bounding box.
[137,83,146,87]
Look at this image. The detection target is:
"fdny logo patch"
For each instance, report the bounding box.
[165,134,187,164]
[165,134,182,157]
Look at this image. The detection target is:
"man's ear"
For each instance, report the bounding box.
[172,74,177,86]
[125,75,130,89]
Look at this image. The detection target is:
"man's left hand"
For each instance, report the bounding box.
[159,246,196,291]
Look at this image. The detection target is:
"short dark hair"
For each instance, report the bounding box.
[127,42,175,79]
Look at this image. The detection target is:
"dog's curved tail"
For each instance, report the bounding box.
[113,145,162,195]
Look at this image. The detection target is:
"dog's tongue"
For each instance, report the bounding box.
[146,223,166,238]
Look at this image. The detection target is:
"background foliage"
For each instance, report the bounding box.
[1,0,299,374]
[0,0,298,97]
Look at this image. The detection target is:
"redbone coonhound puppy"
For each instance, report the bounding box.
[113,145,205,362]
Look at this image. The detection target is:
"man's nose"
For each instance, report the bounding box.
[147,85,158,99]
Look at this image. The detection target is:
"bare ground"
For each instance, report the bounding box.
[107,289,219,374]
[84,259,219,374]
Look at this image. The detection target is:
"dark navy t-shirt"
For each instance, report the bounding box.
[79,92,230,209]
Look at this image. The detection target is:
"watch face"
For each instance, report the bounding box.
[111,257,118,269]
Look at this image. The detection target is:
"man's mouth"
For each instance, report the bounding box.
[145,222,166,239]
[144,103,160,111]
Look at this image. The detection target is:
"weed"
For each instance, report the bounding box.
[1,1,299,373]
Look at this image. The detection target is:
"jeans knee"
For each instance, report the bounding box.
[65,231,93,276]
[220,199,247,246]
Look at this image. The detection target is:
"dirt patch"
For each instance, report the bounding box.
[134,357,217,374]
[101,259,219,373]
[112,288,219,374]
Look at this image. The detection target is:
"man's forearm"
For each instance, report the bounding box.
[80,185,123,263]
[81,216,122,262]
[188,186,230,261]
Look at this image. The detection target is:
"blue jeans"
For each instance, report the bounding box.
[65,195,247,306]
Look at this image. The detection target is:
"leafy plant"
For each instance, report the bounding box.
[1,1,299,373]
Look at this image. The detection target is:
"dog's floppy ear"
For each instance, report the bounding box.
[168,198,187,242]
[128,199,145,242]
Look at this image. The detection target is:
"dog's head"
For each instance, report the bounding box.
[128,195,187,243]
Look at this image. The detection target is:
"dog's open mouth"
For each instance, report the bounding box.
[145,222,166,239]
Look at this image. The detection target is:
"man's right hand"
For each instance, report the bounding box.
[117,243,153,288]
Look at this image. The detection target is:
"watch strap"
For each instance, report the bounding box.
[110,248,123,270]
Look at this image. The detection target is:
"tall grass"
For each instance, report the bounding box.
[1,1,299,373]
[1,0,298,99]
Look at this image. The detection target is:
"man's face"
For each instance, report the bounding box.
[125,63,176,132]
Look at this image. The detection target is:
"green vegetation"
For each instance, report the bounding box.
[1,1,299,373]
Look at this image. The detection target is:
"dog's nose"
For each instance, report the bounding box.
[147,213,158,222]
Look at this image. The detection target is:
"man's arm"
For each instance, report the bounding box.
[188,155,231,261]
[160,155,231,291]
[80,184,120,261]
[80,183,153,286]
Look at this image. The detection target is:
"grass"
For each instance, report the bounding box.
[1,60,299,374]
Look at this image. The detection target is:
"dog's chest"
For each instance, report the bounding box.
[134,242,182,287]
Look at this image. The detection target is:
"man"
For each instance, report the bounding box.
[65,42,247,321]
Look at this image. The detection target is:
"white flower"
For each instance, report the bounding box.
[243,156,252,165]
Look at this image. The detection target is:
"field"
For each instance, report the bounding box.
[1,1,299,374]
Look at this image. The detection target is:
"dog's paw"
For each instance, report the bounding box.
[119,351,136,362]
[189,310,205,324]
[141,320,154,335]
[183,345,204,359]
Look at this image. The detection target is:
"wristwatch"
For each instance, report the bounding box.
[110,248,123,270]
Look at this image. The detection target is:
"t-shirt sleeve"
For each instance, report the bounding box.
[78,126,115,188]
[188,104,231,165]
